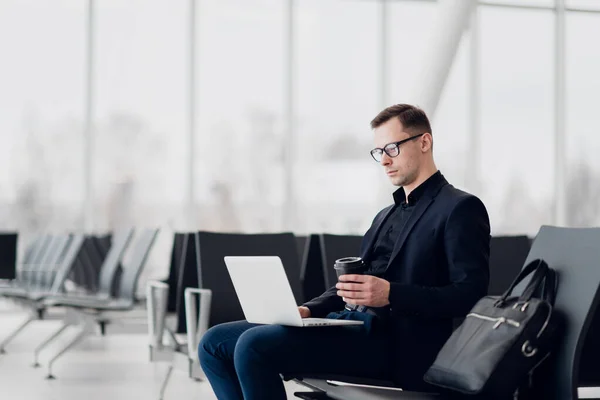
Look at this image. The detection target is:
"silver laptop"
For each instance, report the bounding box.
[224,256,363,327]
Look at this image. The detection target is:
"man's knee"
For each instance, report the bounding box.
[233,325,289,369]
[199,321,256,364]
[198,324,221,363]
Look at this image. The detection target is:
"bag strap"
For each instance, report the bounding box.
[519,261,551,303]
[541,268,557,306]
[499,259,547,303]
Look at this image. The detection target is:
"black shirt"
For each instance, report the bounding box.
[367,171,442,275]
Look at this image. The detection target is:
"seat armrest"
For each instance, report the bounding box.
[184,288,212,360]
[146,280,169,348]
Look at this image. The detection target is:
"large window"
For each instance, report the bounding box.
[93,0,188,230]
[294,0,380,234]
[389,2,436,104]
[430,30,471,193]
[4,1,600,241]
[388,1,470,199]
[567,1,600,10]
[566,13,600,226]
[195,0,285,232]
[479,8,555,235]
[0,0,85,231]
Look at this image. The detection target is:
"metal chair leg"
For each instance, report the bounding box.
[0,313,36,353]
[32,323,70,367]
[46,328,89,379]
[159,365,174,400]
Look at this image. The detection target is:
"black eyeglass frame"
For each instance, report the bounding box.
[369,133,426,162]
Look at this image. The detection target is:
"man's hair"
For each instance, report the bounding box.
[370,104,432,137]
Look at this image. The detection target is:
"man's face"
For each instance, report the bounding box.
[372,118,422,187]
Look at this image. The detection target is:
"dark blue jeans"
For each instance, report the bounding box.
[198,320,392,400]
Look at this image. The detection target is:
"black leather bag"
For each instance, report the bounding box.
[423,259,560,399]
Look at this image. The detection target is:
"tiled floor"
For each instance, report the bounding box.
[0,307,307,400]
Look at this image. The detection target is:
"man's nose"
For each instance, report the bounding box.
[380,153,392,166]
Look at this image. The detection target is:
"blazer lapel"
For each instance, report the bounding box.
[362,206,395,260]
[384,176,448,273]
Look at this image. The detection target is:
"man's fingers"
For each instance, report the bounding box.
[335,282,361,291]
[338,274,368,283]
[337,290,368,299]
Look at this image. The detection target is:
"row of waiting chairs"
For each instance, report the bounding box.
[0,228,158,378]
[147,229,600,399]
[4,228,599,398]
[145,232,533,399]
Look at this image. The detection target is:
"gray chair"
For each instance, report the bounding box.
[147,233,211,400]
[295,226,600,399]
[3,230,133,360]
[29,235,71,291]
[0,234,85,354]
[148,231,303,399]
[69,233,112,293]
[4,234,66,291]
[37,228,158,379]
[0,233,18,281]
[147,232,198,363]
[197,231,303,326]
[17,234,53,284]
[0,235,85,300]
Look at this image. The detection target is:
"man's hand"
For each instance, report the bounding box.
[298,306,311,318]
[336,275,391,307]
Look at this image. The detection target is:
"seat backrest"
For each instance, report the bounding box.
[79,233,113,291]
[36,234,70,290]
[300,234,326,302]
[195,231,302,327]
[174,233,199,333]
[27,234,52,266]
[167,233,191,313]
[521,226,600,400]
[489,235,531,295]
[295,235,308,264]
[97,228,134,297]
[39,235,69,266]
[70,236,99,291]
[116,228,159,302]
[30,234,71,289]
[49,234,86,293]
[320,234,364,288]
[20,234,52,284]
[0,233,17,280]
[21,234,39,267]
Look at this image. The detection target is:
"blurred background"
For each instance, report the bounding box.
[1,0,599,241]
[2,1,600,398]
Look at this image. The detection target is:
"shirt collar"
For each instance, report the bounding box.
[392,171,442,206]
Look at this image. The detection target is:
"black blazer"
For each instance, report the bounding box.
[303,173,490,390]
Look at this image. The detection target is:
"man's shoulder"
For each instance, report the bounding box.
[437,184,487,212]
[438,184,476,201]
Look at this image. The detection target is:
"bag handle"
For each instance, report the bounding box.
[497,259,550,305]
[541,268,557,306]
[519,261,551,303]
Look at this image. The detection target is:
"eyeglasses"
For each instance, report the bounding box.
[369,133,425,162]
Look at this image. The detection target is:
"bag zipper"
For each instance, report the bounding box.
[467,313,521,329]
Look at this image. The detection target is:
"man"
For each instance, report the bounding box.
[199,104,490,400]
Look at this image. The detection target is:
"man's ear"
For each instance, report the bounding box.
[421,133,433,152]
